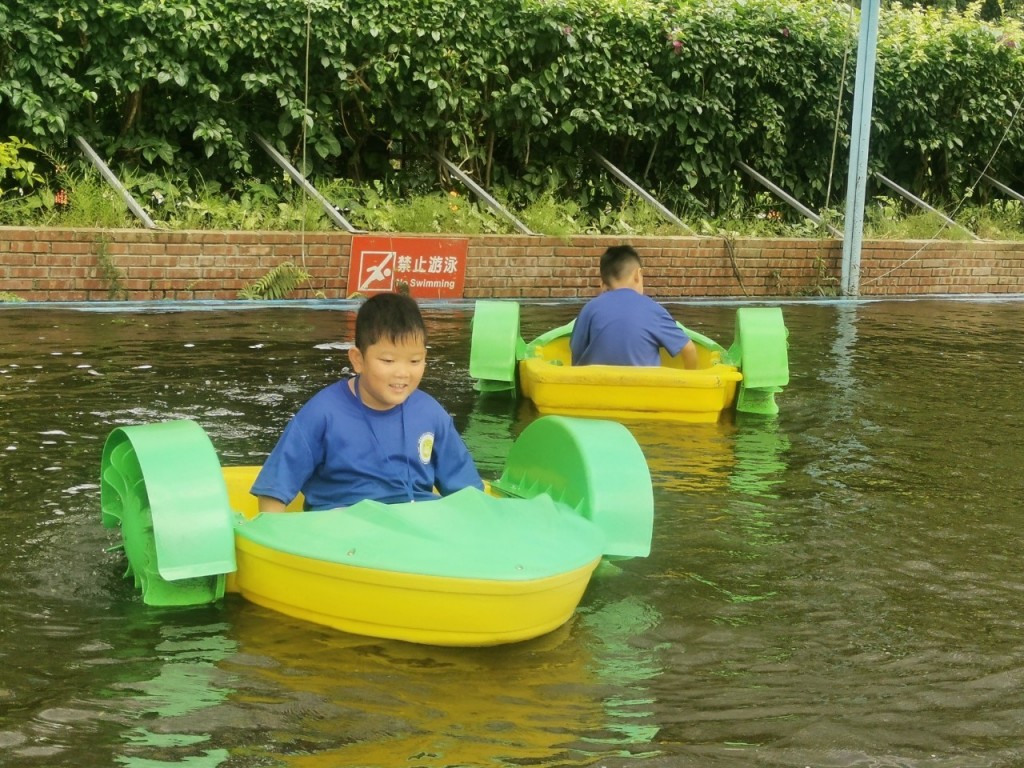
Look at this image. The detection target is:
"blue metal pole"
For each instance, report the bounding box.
[841,0,881,297]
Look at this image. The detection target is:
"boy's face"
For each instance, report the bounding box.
[348,334,427,411]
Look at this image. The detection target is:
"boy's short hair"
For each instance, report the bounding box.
[355,292,427,350]
[600,245,642,285]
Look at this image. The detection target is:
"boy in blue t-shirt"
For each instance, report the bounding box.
[570,244,698,368]
[251,292,483,512]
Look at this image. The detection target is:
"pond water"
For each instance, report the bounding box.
[1,296,1023,768]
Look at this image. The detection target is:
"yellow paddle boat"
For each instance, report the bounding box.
[100,414,653,647]
[469,301,790,423]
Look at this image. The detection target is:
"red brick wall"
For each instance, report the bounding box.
[1,226,1022,301]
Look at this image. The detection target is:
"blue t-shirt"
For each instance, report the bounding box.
[570,288,690,366]
[250,378,483,510]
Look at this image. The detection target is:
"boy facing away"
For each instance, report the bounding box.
[570,245,698,369]
[251,292,483,512]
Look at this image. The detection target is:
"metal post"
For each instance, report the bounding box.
[977,170,1024,204]
[841,0,881,296]
[74,136,157,230]
[736,161,842,237]
[874,173,980,241]
[435,153,535,235]
[592,151,695,234]
[254,134,360,233]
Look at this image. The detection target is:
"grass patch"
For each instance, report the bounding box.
[4,162,1024,242]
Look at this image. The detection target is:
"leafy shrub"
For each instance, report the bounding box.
[2,0,1024,226]
[238,261,313,299]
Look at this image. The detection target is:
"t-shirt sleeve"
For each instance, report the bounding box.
[569,305,591,364]
[250,411,319,505]
[432,413,484,496]
[653,305,691,358]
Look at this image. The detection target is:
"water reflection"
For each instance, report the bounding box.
[460,397,529,478]
[111,623,236,768]
[574,592,664,759]
[627,420,737,493]
[625,415,791,500]
[206,593,666,767]
[0,606,236,767]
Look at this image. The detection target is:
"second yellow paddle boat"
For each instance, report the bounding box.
[100,414,653,646]
[470,301,790,423]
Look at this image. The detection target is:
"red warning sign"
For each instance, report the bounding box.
[346,236,468,299]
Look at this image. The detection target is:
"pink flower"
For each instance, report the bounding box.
[672,40,683,53]
[781,27,790,38]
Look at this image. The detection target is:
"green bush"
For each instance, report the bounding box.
[2,0,1023,224]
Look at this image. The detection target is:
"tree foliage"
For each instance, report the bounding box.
[2,0,1023,217]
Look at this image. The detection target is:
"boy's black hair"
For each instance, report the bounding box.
[599,244,642,285]
[354,292,427,351]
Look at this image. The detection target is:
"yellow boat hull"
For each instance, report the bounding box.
[222,465,600,647]
[519,336,742,424]
[226,539,599,646]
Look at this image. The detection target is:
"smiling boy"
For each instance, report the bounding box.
[251,292,483,512]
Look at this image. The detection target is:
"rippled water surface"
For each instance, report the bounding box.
[1,296,1023,768]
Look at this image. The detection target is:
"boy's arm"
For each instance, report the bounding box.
[433,416,484,496]
[680,339,698,370]
[250,403,321,511]
[438,442,484,494]
[569,305,591,363]
[257,494,288,513]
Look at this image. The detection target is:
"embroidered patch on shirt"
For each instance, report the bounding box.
[418,432,435,464]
